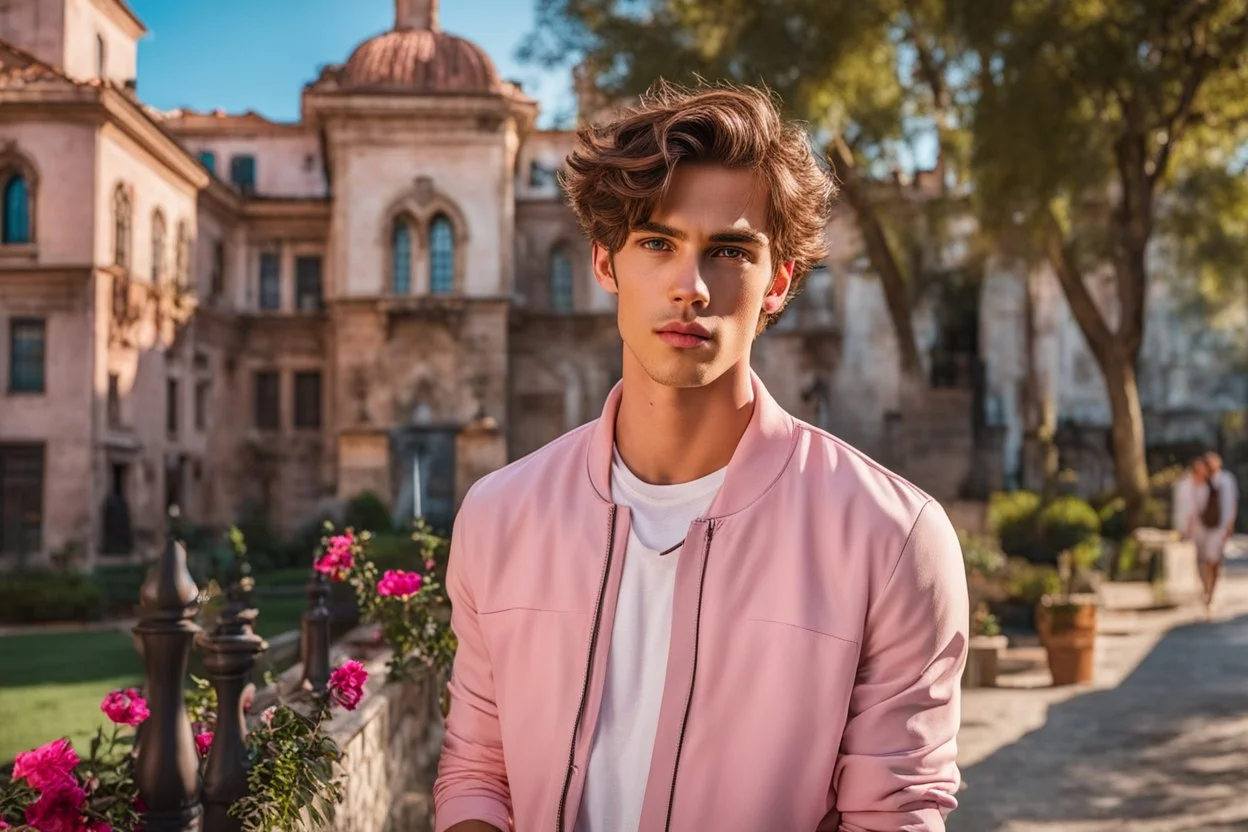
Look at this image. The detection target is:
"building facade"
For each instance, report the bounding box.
[0,0,1241,568]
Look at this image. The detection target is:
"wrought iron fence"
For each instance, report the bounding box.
[132,509,332,832]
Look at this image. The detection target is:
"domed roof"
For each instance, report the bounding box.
[338,26,501,95]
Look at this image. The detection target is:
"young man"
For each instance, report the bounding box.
[434,83,969,832]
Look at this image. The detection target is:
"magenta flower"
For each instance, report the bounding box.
[194,731,213,757]
[328,660,368,711]
[313,532,356,582]
[377,569,423,599]
[1,820,9,829]
[23,778,86,832]
[100,688,150,727]
[12,738,80,791]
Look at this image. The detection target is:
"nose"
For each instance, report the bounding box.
[667,254,710,309]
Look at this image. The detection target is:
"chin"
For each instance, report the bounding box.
[639,356,724,389]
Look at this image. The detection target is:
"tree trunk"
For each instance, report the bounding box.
[1101,351,1151,527]
[1022,270,1059,498]
[828,137,925,380]
[1042,211,1151,526]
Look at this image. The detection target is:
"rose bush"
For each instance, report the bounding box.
[226,659,367,832]
[0,690,146,831]
[314,520,456,682]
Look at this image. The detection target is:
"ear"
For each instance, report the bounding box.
[591,242,618,295]
[761,260,795,314]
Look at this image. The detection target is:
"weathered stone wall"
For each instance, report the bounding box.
[256,646,445,832]
[326,667,444,832]
[508,312,621,461]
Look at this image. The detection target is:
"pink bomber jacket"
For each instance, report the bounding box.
[434,371,969,832]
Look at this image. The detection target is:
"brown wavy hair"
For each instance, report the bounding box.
[561,80,835,330]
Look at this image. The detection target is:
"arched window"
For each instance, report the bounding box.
[151,211,166,284]
[429,214,455,294]
[392,220,412,294]
[2,174,30,244]
[550,245,574,312]
[175,221,192,289]
[113,186,131,269]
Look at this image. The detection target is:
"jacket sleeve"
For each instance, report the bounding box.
[433,488,513,832]
[833,500,969,832]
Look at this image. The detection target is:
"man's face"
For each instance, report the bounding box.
[1194,459,1210,481]
[592,164,792,389]
[1207,454,1222,475]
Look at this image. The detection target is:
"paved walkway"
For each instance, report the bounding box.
[954,543,1248,831]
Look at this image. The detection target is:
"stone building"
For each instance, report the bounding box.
[0,0,1241,568]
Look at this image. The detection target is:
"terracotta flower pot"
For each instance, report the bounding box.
[963,634,1008,688]
[1035,594,1097,686]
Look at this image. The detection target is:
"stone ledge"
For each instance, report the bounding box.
[248,630,445,832]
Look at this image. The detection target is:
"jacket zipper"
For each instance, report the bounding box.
[664,519,715,832]
[555,504,619,832]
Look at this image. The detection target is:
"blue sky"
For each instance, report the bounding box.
[127,0,574,127]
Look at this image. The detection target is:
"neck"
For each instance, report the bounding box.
[614,355,755,485]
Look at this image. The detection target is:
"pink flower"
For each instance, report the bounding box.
[1,820,9,829]
[194,731,213,757]
[377,569,423,599]
[313,532,355,582]
[424,558,436,571]
[328,660,368,711]
[260,706,276,726]
[100,688,150,727]
[12,738,80,791]
[24,778,86,832]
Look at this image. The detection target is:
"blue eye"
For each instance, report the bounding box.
[640,238,670,251]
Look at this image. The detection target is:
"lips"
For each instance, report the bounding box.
[656,322,711,349]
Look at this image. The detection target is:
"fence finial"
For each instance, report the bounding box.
[133,522,202,831]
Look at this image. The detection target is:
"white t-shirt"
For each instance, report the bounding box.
[575,447,726,832]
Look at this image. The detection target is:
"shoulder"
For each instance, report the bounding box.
[789,419,939,533]
[458,419,598,520]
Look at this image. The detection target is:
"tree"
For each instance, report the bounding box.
[958,0,1248,526]
[521,0,975,381]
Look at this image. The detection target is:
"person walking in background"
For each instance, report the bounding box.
[1176,451,1238,616]
[1172,456,1206,535]
[1199,451,1239,613]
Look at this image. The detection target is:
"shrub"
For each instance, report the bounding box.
[368,529,451,588]
[987,491,1043,559]
[93,563,151,617]
[0,571,103,623]
[1098,496,1168,542]
[1003,558,1062,606]
[959,530,1006,577]
[343,491,394,536]
[1036,495,1100,560]
[959,531,1008,612]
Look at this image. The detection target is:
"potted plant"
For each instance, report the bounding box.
[964,604,1008,688]
[1035,544,1101,686]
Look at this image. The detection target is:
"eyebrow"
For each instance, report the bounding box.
[633,221,769,247]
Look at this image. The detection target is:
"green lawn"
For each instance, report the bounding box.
[0,596,308,767]
[0,630,143,766]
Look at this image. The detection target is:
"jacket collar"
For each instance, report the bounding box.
[586,369,799,519]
